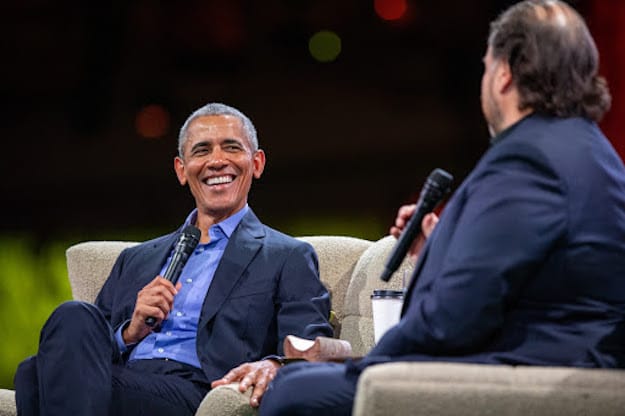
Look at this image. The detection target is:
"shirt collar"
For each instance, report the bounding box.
[183,204,249,240]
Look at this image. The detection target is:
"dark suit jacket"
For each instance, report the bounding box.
[95,209,333,382]
[370,115,625,368]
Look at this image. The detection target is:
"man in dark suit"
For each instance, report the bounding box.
[14,103,333,415]
[259,1,625,415]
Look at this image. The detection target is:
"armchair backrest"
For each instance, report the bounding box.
[66,241,138,303]
[340,236,413,355]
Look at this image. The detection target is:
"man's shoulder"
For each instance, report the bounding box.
[509,115,595,142]
[138,232,175,247]
[259,223,310,249]
[119,232,175,256]
[489,115,591,159]
[242,209,310,249]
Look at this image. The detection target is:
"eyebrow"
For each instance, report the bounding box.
[222,138,244,146]
[189,138,245,152]
[190,141,211,152]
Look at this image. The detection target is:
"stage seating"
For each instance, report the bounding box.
[1,236,624,416]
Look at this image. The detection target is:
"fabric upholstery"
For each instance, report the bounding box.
[196,383,255,416]
[297,236,372,337]
[353,362,625,416]
[341,236,413,356]
[0,389,15,416]
[66,241,138,303]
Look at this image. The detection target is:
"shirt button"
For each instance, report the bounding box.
[176,312,183,317]
[166,331,172,336]
[157,348,164,353]
[186,278,193,283]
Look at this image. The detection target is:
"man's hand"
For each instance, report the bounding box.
[122,276,181,344]
[389,204,439,261]
[211,360,280,408]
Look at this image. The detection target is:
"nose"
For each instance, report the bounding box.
[206,148,228,169]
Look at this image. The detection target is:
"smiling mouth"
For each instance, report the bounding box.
[205,175,234,186]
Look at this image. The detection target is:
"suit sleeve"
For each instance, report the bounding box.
[274,242,334,352]
[372,142,568,357]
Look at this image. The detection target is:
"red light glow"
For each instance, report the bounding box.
[135,104,170,139]
[374,0,408,21]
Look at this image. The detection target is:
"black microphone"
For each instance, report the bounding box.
[145,225,201,327]
[380,168,453,282]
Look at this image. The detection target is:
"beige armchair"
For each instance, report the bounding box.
[2,235,624,416]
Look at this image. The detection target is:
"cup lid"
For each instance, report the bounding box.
[371,289,404,298]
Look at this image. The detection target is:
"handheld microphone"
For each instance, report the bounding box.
[145,225,201,327]
[380,168,453,282]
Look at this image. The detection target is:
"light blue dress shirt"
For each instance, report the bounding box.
[115,205,249,369]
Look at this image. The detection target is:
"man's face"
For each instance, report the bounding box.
[480,46,505,137]
[174,114,265,223]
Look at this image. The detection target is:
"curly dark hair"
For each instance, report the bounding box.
[488,0,611,122]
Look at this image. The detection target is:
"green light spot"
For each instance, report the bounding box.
[309,31,342,63]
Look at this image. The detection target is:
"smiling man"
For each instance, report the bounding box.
[14,103,333,416]
[173,110,265,227]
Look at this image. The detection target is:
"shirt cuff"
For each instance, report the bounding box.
[114,320,135,353]
[262,355,305,366]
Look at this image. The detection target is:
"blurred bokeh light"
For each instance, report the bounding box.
[308,30,342,63]
[135,104,171,139]
[374,0,408,21]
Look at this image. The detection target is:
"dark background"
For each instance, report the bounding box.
[2,0,623,243]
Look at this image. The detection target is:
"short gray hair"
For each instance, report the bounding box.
[178,103,259,157]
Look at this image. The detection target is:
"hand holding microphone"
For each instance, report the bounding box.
[390,207,439,259]
[380,168,453,282]
[144,225,201,327]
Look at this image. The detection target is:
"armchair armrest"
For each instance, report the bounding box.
[195,383,256,416]
[353,362,625,416]
[0,389,16,416]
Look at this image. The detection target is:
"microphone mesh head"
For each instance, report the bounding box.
[429,168,453,191]
[179,225,201,254]
[182,225,201,241]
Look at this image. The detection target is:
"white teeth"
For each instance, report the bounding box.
[206,176,233,185]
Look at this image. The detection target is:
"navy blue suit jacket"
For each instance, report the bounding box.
[370,115,625,368]
[95,209,333,382]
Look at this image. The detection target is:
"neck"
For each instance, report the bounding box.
[194,213,223,243]
[193,205,246,243]
[496,89,533,134]
[501,107,533,132]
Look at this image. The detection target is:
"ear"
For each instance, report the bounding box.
[174,156,187,186]
[495,59,514,94]
[252,149,266,179]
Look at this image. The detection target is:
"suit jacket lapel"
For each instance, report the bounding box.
[138,232,180,285]
[198,210,265,329]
